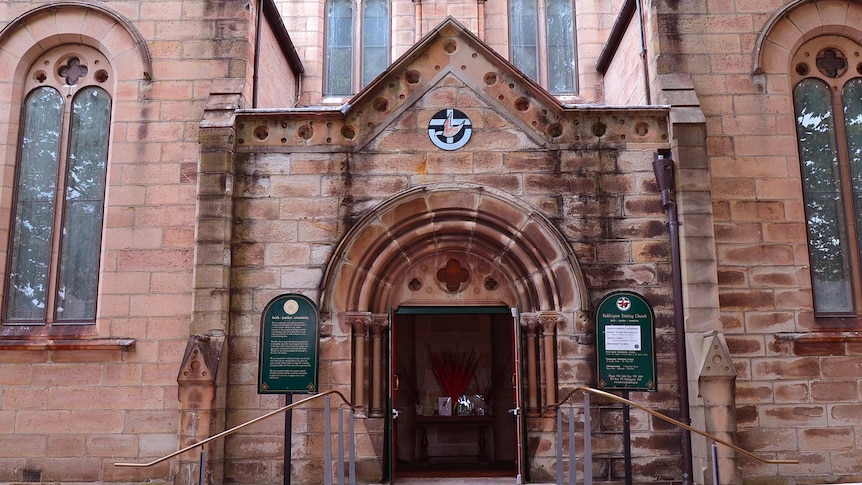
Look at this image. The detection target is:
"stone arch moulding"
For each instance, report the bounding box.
[752,0,862,75]
[319,183,588,315]
[0,1,153,82]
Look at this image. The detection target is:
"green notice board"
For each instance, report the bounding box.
[595,291,657,391]
[258,294,320,394]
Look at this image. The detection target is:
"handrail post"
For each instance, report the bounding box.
[556,406,563,484]
[711,442,720,485]
[337,407,345,485]
[349,407,356,485]
[583,392,592,485]
[198,447,206,485]
[325,395,332,485]
[568,405,576,485]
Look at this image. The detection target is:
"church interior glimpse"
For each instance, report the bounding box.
[392,310,518,478]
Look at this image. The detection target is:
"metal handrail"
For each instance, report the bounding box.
[115,389,356,468]
[551,385,798,465]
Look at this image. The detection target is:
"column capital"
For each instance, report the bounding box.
[369,315,389,336]
[539,311,563,333]
[520,312,541,332]
[344,312,373,334]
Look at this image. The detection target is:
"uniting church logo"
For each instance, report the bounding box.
[428,108,472,150]
[616,296,631,312]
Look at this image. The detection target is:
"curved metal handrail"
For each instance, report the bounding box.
[551,386,798,465]
[115,389,355,468]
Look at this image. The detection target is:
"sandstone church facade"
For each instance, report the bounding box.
[0,0,860,484]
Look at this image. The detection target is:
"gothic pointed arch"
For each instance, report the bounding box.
[320,183,587,315]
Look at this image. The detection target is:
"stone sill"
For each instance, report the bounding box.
[0,338,135,351]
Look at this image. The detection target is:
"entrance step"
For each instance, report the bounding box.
[390,479,524,484]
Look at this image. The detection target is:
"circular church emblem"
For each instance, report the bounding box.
[616,296,631,312]
[428,109,472,150]
[283,299,299,315]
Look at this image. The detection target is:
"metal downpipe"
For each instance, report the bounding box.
[653,153,694,485]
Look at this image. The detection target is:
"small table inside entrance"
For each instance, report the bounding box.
[415,415,493,463]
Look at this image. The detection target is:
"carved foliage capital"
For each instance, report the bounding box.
[369,315,389,336]
[345,312,373,335]
[521,313,541,333]
[539,311,563,333]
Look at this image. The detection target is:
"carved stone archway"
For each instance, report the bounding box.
[321,183,588,414]
[321,183,587,314]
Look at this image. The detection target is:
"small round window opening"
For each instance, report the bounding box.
[816,47,848,78]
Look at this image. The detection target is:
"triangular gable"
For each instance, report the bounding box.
[344,16,560,147]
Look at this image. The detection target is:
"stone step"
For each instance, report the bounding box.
[389,479,521,485]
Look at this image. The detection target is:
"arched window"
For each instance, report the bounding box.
[325,0,390,97]
[792,36,862,317]
[509,0,576,94]
[4,46,112,325]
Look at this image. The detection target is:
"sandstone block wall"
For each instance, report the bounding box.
[652,0,862,481]
[0,1,256,483]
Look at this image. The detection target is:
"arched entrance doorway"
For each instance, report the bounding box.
[321,184,588,482]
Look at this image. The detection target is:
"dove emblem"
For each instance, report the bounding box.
[428,108,472,150]
[442,111,465,138]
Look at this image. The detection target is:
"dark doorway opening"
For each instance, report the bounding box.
[392,307,518,479]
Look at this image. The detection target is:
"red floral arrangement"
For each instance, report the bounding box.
[427,345,479,401]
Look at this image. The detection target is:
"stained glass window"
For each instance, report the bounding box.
[325,0,354,96]
[792,37,862,316]
[55,87,110,322]
[6,87,63,321]
[361,0,389,87]
[794,79,852,314]
[326,0,390,96]
[5,49,111,326]
[546,0,576,93]
[510,0,576,94]
[510,0,539,81]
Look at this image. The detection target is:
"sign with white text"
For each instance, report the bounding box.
[595,291,657,391]
[258,294,320,394]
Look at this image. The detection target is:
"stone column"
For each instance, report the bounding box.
[540,312,562,415]
[369,316,389,417]
[346,312,372,417]
[521,313,540,417]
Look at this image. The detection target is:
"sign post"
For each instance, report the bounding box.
[595,291,657,485]
[259,294,321,485]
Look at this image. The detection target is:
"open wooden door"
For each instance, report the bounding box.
[511,307,525,484]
